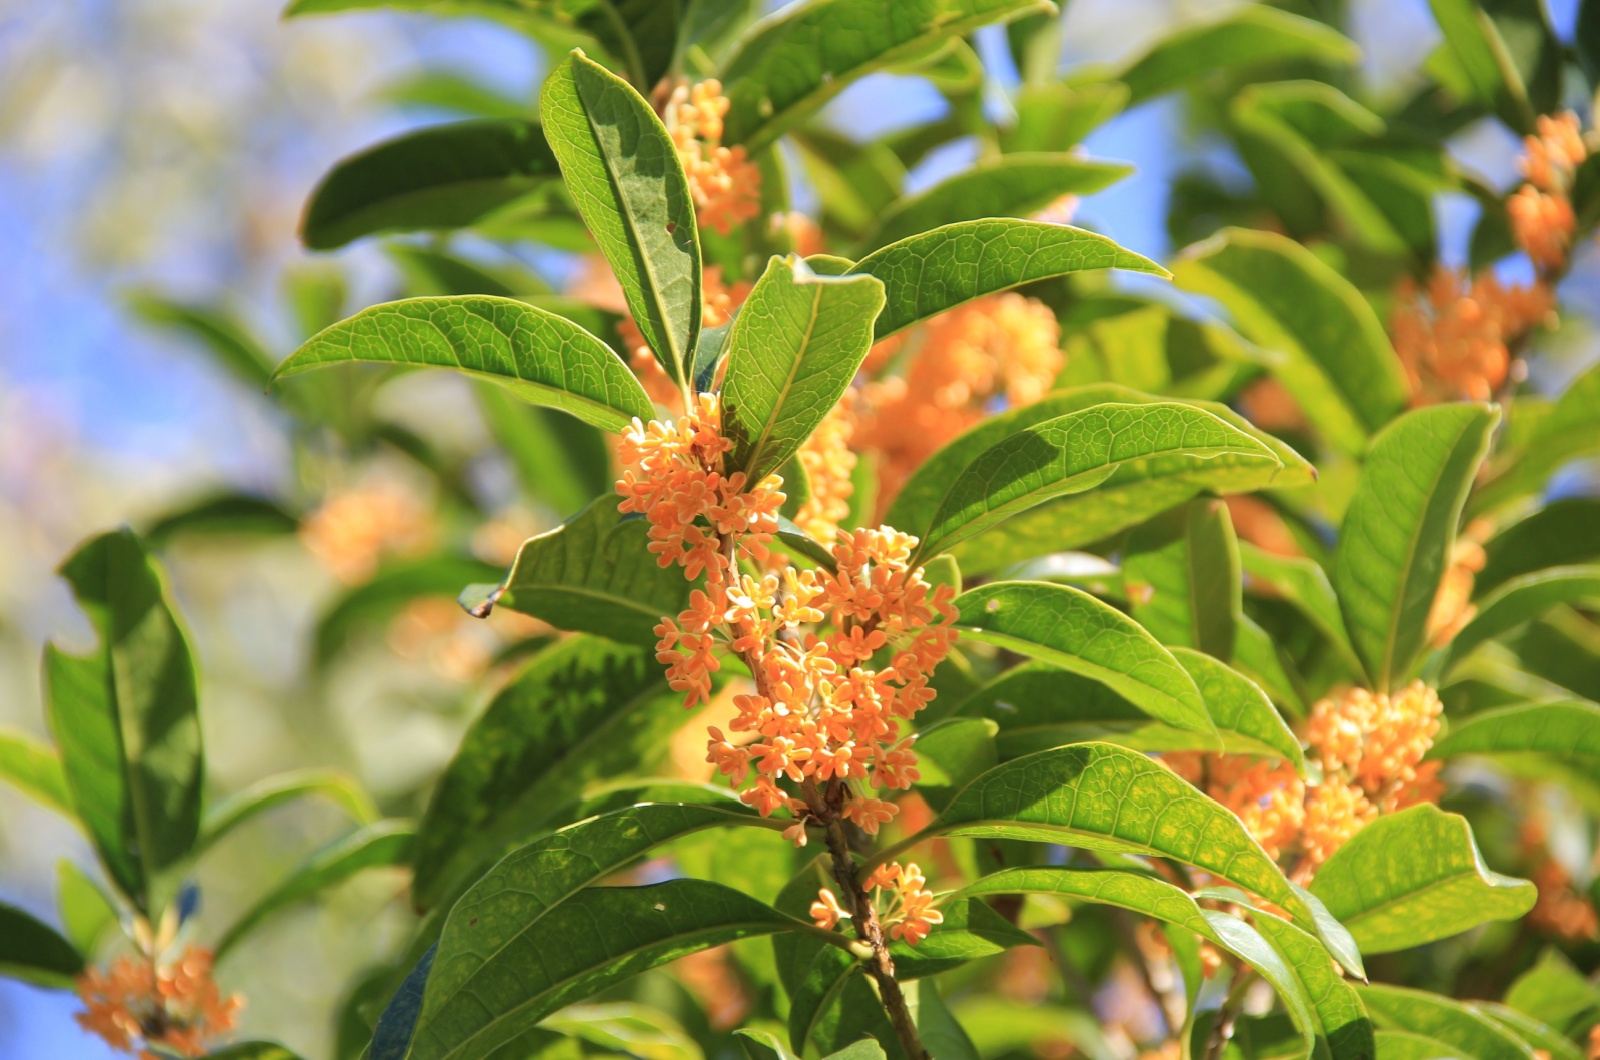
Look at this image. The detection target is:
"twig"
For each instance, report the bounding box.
[1202,969,1255,1060]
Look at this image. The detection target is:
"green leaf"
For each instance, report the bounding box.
[919,743,1330,944]
[45,529,202,914]
[56,860,117,959]
[891,896,1040,979]
[197,769,378,855]
[0,728,72,818]
[1374,1030,1464,1060]
[1244,910,1375,1060]
[1003,83,1129,152]
[850,220,1167,342]
[299,119,561,250]
[1358,983,1539,1060]
[1308,804,1535,954]
[411,880,799,1060]
[911,717,997,811]
[1234,613,1307,717]
[490,497,693,646]
[1429,700,1600,760]
[128,292,277,390]
[737,1029,799,1060]
[1447,566,1600,661]
[953,582,1215,737]
[410,637,690,908]
[1472,362,1600,517]
[573,0,683,90]
[722,256,885,484]
[1477,498,1600,593]
[143,492,299,545]
[1504,948,1600,1032]
[858,153,1132,253]
[961,660,1301,764]
[1124,498,1243,659]
[1118,6,1358,103]
[1334,403,1499,690]
[216,821,414,958]
[542,1003,701,1060]
[1473,1003,1587,1060]
[957,869,1340,1060]
[312,555,502,671]
[1240,543,1363,678]
[475,383,610,517]
[541,49,700,390]
[718,0,1049,151]
[272,296,653,433]
[1428,0,1560,134]
[1172,228,1408,455]
[911,402,1277,564]
[184,1044,305,1060]
[0,901,84,989]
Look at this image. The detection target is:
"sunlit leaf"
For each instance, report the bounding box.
[1447,566,1600,661]
[1118,6,1358,103]
[1124,498,1243,659]
[1472,361,1600,516]
[1240,543,1363,678]
[1477,498,1600,593]
[198,769,378,855]
[0,729,72,819]
[1429,700,1600,760]
[1358,983,1540,1060]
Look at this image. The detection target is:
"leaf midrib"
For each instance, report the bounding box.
[737,282,824,481]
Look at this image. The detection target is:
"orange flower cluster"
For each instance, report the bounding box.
[1511,112,1585,273]
[1426,524,1490,648]
[615,394,959,862]
[856,293,1062,504]
[792,391,858,541]
[620,265,754,410]
[76,947,241,1059]
[1528,858,1600,942]
[1390,265,1555,404]
[300,484,433,583]
[668,79,761,236]
[811,861,944,944]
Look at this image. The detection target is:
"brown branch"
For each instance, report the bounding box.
[1202,969,1255,1060]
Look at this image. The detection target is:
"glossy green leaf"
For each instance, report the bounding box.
[56,860,117,959]
[489,497,693,645]
[541,50,700,390]
[891,896,1040,979]
[312,555,502,670]
[1477,498,1600,593]
[0,729,72,818]
[0,901,84,989]
[45,529,202,914]
[1504,948,1600,1032]
[1172,648,1304,768]
[198,769,378,855]
[1358,983,1539,1060]
[411,636,689,907]
[1118,6,1358,103]
[719,0,1048,151]
[300,119,560,250]
[143,492,299,545]
[1428,0,1560,134]
[1309,804,1535,954]
[911,717,997,811]
[1240,543,1363,678]
[953,582,1215,736]
[272,296,653,433]
[850,220,1167,342]
[1472,361,1600,517]
[1374,1029,1462,1060]
[1234,613,1307,717]
[912,403,1277,564]
[1448,566,1600,661]
[411,880,799,1060]
[859,153,1132,253]
[1334,403,1498,691]
[1124,498,1243,659]
[128,292,276,389]
[1430,700,1600,760]
[1473,1003,1586,1060]
[722,256,884,484]
[1244,911,1375,1060]
[738,1028,799,1060]
[217,821,414,958]
[1171,227,1407,455]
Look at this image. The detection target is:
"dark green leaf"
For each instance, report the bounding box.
[1334,403,1498,690]
[1477,498,1600,593]
[851,220,1167,342]
[1428,0,1559,133]
[0,901,84,989]
[272,296,654,433]
[312,555,501,671]
[1171,227,1408,454]
[127,292,276,389]
[1308,804,1535,954]
[953,582,1215,736]
[143,492,299,545]
[722,256,884,484]
[892,897,1039,979]
[0,729,72,818]
[1119,6,1358,103]
[300,120,561,250]
[859,153,1132,253]
[491,497,693,646]
[1429,700,1600,760]
[45,529,202,913]
[911,717,997,811]
[217,821,413,957]
[1124,498,1243,659]
[541,50,700,390]
[1447,566,1600,661]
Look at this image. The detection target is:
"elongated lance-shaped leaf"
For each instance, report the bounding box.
[1309,804,1535,954]
[1171,649,1304,769]
[1428,0,1559,134]
[0,900,85,989]
[541,50,700,390]
[216,821,414,958]
[542,1003,702,1060]
[1241,542,1364,678]
[1476,497,1600,592]
[271,296,653,432]
[197,769,377,856]
[1503,948,1600,1033]
[1123,498,1243,659]
[1472,359,1600,517]
[1476,1004,1586,1060]
[410,879,801,1060]
[1446,566,1600,662]
[489,496,693,646]
[719,0,1051,151]
[1429,700,1600,761]
[1334,403,1498,691]
[0,729,73,818]
[722,256,884,484]
[850,220,1166,341]
[45,529,202,914]
[1118,5,1358,103]
[299,119,561,250]
[1358,983,1540,1060]
[911,402,1278,564]
[410,637,689,908]
[954,582,1214,737]
[858,153,1132,253]
[1172,227,1408,455]
[57,859,117,958]
[956,869,1338,1060]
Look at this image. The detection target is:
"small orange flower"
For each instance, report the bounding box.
[1528,857,1600,942]
[300,483,433,583]
[793,391,858,542]
[76,946,242,1059]
[1427,524,1490,648]
[811,887,848,930]
[1162,753,1305,859]
[1510,185,1576,272]
[1301,775,1376,866]
[1391,266,1554,405]
[667,80,761,236]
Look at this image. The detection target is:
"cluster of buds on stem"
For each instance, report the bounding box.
[1510,112,1586,274]
[665,79,762,236]
[76,943,241,1059]
[811,861,945,945]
